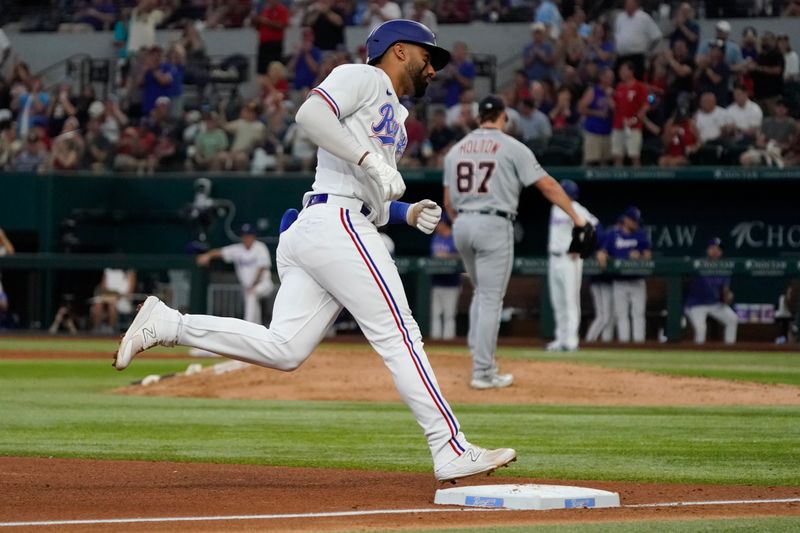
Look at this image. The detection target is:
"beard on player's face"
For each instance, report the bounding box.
[406,59,430,98]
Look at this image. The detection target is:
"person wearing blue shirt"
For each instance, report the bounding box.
[287,28,323,91]
[430,214,461,340]
[441,42,476,108]
[685,237,738,344]
[523,22,556,83]
[597,206,651,342]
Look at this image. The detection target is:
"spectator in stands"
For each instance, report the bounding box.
[90,268,137,334]
[518,97,552,144]
[740,27,759,62]
[83,117,113,172]
[611,61,648,167]
[407,0,438,33]
[778,35,800,82]
[253,0,290,75]
[560,20,586,75]
[74,0,117,31]
[362,0,402,32]
[548,87,576,130]
[726,84,763,145]
[530,80,553,116]
[99,96,129,144]
[206,0,252,28]
[750,32,786,115]
[506,70,531,109]
[287,28,323,92]
[46,79,78,138]
[535,0,563,39]
[613,0,662,80]
[740,97,797,166]
[126,0,171,54]
[114,123,157,174]
[440,42,476,108]
[658,106,699,167]
[144,96,180,168]
[578,67,614,165]
[8,62,33,97]
[597,206,651,343]
[583,18,615,75]
[74,84,97,127]
[685,237,737,344]
[165,44,186,118]
[220,101,267,171]
[694,91,734,145]
[190,111,230,170]
[783,0,800,16]
[428,108,456,167]
[436,0,470,24]
[180,21,211,95]
[304,0,346,53]
[197,223,274,324]
[523,22,556,83]
[668,2,699,57]
[399,106,426,167]
[12,131,47,172]
[695,41,732,107]
[140,46,178,117]
[50,116,85,171]
[282,116,316,171]
[0,28,20,85]
[0,114,21,169]
[430,214,460,340]
[696,20,746,74]
[0,227,14,324]
[663,39,695,117]
[446,88,478,129]
[13,77,48,138]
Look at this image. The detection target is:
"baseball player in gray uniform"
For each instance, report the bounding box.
[444,95,593,389]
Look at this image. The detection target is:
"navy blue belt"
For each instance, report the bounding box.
[306,194,371,217]
[457,208,516,221]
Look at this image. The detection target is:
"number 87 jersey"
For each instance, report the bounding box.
[443,128,548,216]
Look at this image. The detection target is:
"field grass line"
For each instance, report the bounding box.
[3,498,800,528]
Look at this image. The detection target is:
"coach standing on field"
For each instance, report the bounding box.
[597,206,651,343]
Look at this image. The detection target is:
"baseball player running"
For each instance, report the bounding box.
[546,180,598,352]
[113,20,516,483]
[196,223,275,325]
[443,95,596,389]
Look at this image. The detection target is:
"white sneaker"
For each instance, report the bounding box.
[470,373,514,390]
[113,296,175,371]
[545,340,564,352]
[435,445,517,482]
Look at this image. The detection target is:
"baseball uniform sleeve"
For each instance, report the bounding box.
[637,230,652,252]
[220,244,239,264]
[513,141,548,187]
[599,229,614,252]
[311,64,379,120]
[255,244,271,269]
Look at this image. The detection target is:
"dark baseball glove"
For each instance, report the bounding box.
[568,223,597,259]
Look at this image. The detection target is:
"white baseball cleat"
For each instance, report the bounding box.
[113,296,174,371]
[470,373,514,390]
[435,445,517,482]
[545,340,564,352]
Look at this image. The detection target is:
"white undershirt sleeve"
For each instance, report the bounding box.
[294,95,370,166]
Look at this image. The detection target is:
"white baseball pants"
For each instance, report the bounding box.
[431,285,460,340]
[612,278,646,342]
[686,304,738,344]
[586,281,614,342]
[242,278,275,324]
[548,254,583,349]
[175,199,469,470]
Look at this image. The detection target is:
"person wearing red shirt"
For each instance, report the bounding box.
[252,0,290,74]
[611,61,649,167]
[658,108,699,167]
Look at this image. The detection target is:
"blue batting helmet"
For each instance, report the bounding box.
[366,19,451,71]
[561,179,579,200]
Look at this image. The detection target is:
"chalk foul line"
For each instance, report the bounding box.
[1,498,799,527]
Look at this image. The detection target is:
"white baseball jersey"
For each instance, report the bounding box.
[548,201,598,254]
[221,241,272,288]
[308,64,408,225]
[444,128,548,215]
[104,269,133,294]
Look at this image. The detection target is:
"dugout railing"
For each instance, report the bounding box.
[1,254,798,342]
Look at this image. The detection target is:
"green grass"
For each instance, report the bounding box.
[0,337,187,354]
[484,347,800,387]
[1,358,799,486]
[377,516,800,533]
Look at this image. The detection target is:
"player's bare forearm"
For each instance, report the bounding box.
[535,176,586,227]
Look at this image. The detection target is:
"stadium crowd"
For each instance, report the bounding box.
[0,0,798,173]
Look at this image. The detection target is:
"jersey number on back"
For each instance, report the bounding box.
[456,161,496,194]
